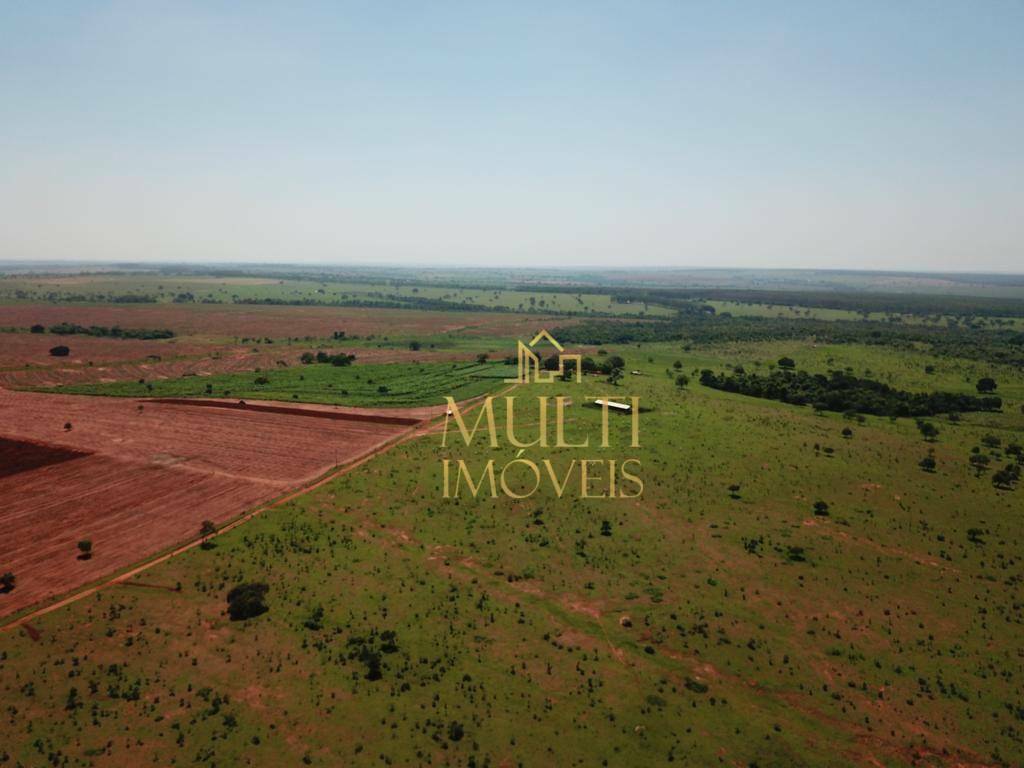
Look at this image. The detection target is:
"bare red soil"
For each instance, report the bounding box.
[0,333,216,370]
[0,389,434,618]
[0,304,569,339]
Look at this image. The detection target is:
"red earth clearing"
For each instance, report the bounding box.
[0,389,445,619]
[0,333,217,370]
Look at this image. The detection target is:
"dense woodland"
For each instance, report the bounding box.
[698,367,1003,417]
[40,322,175,340]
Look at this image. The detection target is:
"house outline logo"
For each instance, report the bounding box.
[504,329,582,384]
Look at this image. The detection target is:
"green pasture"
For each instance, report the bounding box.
[707,300,1024,329]
[3,333,1023,766]
[46,361,519,408]
[0,274,674,317]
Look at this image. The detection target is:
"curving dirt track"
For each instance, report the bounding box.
[0,389,443,619]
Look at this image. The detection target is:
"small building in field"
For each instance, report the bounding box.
[594,398,632,413]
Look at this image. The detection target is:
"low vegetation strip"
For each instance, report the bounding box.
[40,322,175,339]
[698,368,1003,417]
[145,398,423,426]
[45,361,515,408]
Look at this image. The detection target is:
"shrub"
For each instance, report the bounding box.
[227,582,269,620]
[684,677,709,694]
[200,520,217,548]
[50,345,70,357]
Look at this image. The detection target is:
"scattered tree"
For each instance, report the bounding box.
[992,463,1020,490]
[304,605,325,630]
[227,582,269,621]
[200,520,217,548]
[77,540,92,560]
[448,722,465,742]
[969,453,991,476]
[976,377,997,393]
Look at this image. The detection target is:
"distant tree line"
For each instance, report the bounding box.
[42,322,175,340]
[231,294,649,317]
[605,286,1024,318]
[553,315,1024,368]
[300,351,356,366]
[698,368,1003,418]
[22,292,160,303]
[500,353,626,378]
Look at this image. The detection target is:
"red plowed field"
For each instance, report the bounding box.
[0,333,215,370]
[0,390,431,618]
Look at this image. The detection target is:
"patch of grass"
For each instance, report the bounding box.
[46,361,519,408]
[3,335,1023,766]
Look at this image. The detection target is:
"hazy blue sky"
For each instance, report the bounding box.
[1,2,1021,270]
